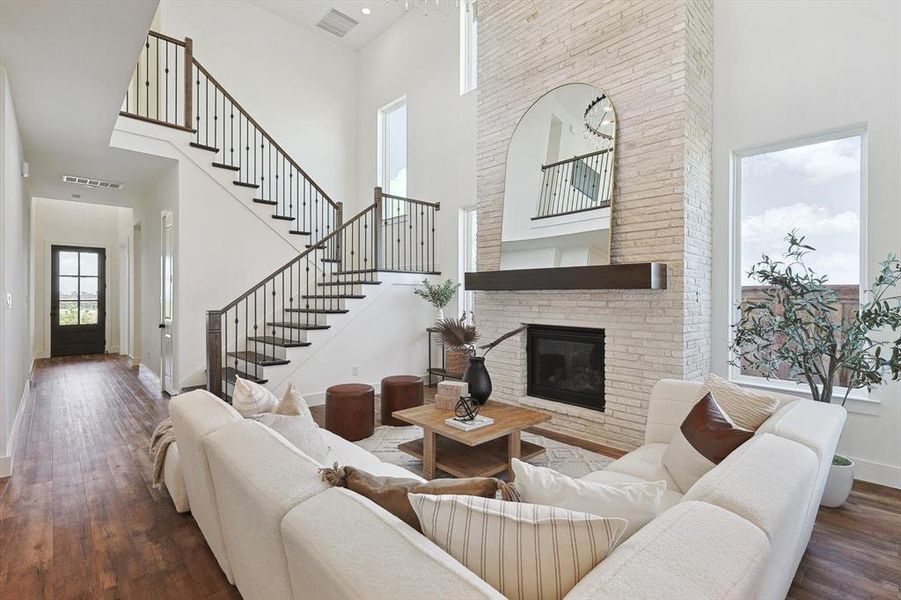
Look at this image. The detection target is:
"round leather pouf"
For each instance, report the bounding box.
[325,383,375,441]
[380,375,424,426]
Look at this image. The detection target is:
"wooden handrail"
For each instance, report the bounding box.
[380,191,442,210]
[148,29,187,47]
[192,57,339,211]
[541,147,612,171]
[217,200,377,313]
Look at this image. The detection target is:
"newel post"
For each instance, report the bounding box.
[183,37,194,130]
[373,186,383,271]
[206,309,223,399]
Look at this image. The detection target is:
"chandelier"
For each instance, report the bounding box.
[583,95,615,150]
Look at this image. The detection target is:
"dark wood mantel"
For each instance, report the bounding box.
[464,263,666,291]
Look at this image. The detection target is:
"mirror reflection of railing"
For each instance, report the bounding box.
[534,148,612,220]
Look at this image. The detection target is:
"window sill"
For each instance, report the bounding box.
[728,374,880,416]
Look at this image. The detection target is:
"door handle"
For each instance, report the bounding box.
[159,323,166,329]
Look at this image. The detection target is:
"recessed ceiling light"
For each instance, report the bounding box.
[361,7,371,15]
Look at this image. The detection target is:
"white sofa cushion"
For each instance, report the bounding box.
[604,443,681,493]
[643,379,703,445]
[512,458,666,541]
[162,442,189,513]
[232,376,279,417]
[282,487,505,600]
[682,433,819,600]
[254,412,330,463]
[204,419,329,600]
[169,389,243,582]
[565,501,770,600]
[579,469,682,512]
[409,494,627,600]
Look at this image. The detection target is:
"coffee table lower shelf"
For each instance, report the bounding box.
[398,435,545,478]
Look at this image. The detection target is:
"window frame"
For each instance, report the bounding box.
[458,205,478,317]
[459,0,478,96]
[377,95,408,219]
[727,125,870,401]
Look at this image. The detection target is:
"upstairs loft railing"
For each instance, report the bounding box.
[534,148,613,220]
[205,187,441,399]
[121,30,341,241]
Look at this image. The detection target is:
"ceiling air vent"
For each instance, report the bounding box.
[63,175,125,190]
[316,9,358,38]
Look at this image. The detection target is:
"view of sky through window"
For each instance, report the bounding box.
[740,136,861,286]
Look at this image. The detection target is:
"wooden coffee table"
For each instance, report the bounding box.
[392,401,551,479]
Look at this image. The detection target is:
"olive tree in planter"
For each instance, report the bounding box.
[731,231,901,507]
[414,278,460,322]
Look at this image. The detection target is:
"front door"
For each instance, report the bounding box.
[160,211,175,394]
[51,245,106,356]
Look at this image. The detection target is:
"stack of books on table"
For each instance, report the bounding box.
[435,381,469,411]
[445,415,494,431]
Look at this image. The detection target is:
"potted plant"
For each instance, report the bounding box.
[731,231,901,507]
[434,315,526,404]
[414,278,461,322]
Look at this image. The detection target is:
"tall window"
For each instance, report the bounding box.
[733,132,864,385]
[378,97,407,218]
[460,0,478,95]
[460,206,478,317]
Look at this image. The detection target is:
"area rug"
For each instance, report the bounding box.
[355,425,613,479]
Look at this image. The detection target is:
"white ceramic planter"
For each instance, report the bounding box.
[821,456,855,508]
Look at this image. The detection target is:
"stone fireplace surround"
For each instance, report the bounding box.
[474,0,713,452]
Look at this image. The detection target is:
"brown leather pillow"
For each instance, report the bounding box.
[661,393,754,492]
[320,465,504,532]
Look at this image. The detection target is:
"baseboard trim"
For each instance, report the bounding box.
[1,369,33,478]
[852,457,901,489]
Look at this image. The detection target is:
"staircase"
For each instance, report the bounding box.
[121,31,441,400]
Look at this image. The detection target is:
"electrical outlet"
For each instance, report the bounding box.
[5,293,12,308]
[352,365,359,377]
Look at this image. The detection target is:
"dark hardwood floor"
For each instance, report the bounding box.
[1,356,898,599]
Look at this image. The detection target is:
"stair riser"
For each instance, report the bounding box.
[239,342,288,360]
[295,297,349,310]
[225,358,270,379]
[319,284,365,295]
[281,312,330,326]
[257,329,310,344]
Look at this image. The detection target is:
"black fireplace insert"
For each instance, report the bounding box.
[527,324,605,411]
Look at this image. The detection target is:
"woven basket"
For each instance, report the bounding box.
[445,349,468,377]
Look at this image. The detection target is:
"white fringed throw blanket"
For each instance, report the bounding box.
[150,417,175,488]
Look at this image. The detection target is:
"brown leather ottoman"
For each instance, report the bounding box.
[380,375,424,426]
[325,383,375,441]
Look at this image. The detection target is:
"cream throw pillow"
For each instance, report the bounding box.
[273,383,310,416]
[409,494,626,600]
[232,376,278,417]
[510,458,665,541]
[254,412,330,463]
[698,373,779,431]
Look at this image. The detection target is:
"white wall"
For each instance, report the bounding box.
[155,0,357,208]
[0,66,33,477]
[712,1,901,487]
[31,197,132,359]
[356,9,476,301]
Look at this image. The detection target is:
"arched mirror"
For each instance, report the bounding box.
[500,83,615,270]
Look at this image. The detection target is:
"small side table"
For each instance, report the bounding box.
[381,375,424,426]
[427,327,464,388]
[325,383,374,441]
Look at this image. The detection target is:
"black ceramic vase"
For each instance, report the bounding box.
[462,357,492,405]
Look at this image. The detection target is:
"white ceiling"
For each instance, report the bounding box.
[249,0,408,51]
[0,0,172,207]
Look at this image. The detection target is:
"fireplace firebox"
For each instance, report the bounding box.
[527,325,605,411]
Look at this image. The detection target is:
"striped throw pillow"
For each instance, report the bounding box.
[408,494,626,600]
[698,373,779,431]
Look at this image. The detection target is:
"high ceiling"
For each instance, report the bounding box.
[0,0,171,206]
[249,1,408,51]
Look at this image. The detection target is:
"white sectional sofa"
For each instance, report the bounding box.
[169,379,846,600]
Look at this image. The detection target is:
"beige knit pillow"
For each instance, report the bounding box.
[409,494,626,600]
[698,373,779,431]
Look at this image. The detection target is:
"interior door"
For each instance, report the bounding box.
[51,246,106,356]
[160,211,175,394]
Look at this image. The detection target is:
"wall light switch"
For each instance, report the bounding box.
[5,293,12,308]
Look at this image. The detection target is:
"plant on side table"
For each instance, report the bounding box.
[414,278,461,322]
[731,231,901,507]
[435,315,526,405]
